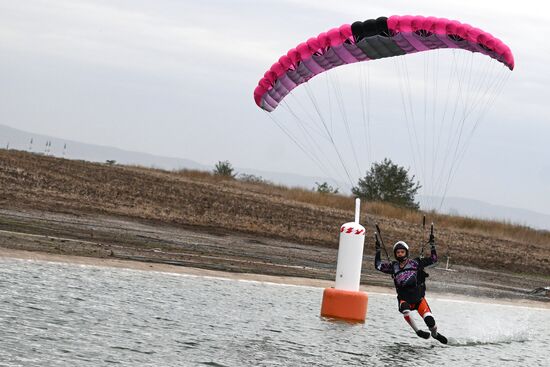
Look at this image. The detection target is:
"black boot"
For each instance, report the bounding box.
[433,333,448,344]
[416,330,430,339]
[429,327,447,344]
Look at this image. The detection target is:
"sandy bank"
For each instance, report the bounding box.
[2,247,548,310]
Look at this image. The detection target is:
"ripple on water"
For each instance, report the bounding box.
[0,258,547,367]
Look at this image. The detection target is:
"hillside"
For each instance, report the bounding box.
[0,149,549,278]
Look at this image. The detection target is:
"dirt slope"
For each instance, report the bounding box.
[0,149,548,276]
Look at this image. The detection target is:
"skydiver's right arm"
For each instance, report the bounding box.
[375,248,394,274]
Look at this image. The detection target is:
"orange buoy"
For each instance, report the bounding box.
[321,287,368,323]
[320,198,368,323]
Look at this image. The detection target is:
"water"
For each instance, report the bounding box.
[0,258,548,366]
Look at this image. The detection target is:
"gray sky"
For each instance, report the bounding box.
[1,0,549,215]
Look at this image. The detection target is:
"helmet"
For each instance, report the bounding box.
[393,241,409,262]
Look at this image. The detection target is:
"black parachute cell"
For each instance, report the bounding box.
[375,17,389,36]
[351,17,391,43]
[353,17,405,60]
[351,21,366,42]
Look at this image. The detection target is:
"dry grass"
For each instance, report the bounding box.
[365,202,550,247]
[0,149,548,275]
[173,167,550,247]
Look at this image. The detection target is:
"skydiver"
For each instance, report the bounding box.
[374,229,447,344]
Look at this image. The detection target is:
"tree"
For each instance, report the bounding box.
[352,158,421,209]
[314,181,339,194]
[213,160,236,178]
[238,173,268,184]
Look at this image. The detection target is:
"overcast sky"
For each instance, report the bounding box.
[1,0,549,215]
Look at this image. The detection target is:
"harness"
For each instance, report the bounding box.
[392,260,428,294]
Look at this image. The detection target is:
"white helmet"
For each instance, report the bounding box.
[393,241,409,261]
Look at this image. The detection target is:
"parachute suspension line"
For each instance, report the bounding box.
[280,97,335,172]
[428,50,467,205]
[444,52,476,186]
[433,50,478,208]
[279,99,345,181]
[430,49,442,209]
[265,109,326,171]
[438,62,511,208]
[434,51,469,203]
[461,64,510,150]
[432,49,459,195]
[462,58,503,121]
[430,51,473,207]
[455,53,492,145]
[328,71,363,179]
[459,52,475,112]
[401,55,428,187]
[449,53,477,155]
[430,50,456,209]
[439,66,511,208]
[394,57,420,188]
[366,63,373,164]
[358,64,368,163]
[266,111,341,190]
[432,50,471,202]
[456,68,510,165]
[280,99,331,142]
[303,82,355,188]
[423,49,430,202]
[325,73,334,136]
[424,49,439,204]
[375,224,392,263]
[283,91,333,141]
[363,64,375,162]
[444,56,509,193]
[358,63,372,170]
[264,111,341,188]
[301,81,354,186]
[444,52,470,149]
[435,52,481,206]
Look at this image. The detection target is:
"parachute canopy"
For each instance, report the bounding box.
[254,15,514,112]
[252,15,513,210]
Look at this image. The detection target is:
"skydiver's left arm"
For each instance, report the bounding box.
[420,233,438,267]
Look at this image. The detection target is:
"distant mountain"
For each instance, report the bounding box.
[0,124,344,191]
[2,124,548,231]
[0,124,209,171]
[420,196,550,231]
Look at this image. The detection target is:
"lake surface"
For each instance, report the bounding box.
[0,258,548,366]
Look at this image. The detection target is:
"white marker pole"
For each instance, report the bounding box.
[321,198,369,322]
[354,197,360,223]
[335,198,366,291]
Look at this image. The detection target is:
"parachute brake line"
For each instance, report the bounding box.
[375,223,391,262]
[420,215,426,258]
[420,222,434,259]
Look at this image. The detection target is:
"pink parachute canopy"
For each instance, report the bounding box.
[254,15,514,112]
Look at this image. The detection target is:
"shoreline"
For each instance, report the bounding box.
[2,247,548,310]
[0,207,548,307]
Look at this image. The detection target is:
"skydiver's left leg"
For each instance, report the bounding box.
[417,298,437,335]
[418,298,447,344]
[399,300,430,339]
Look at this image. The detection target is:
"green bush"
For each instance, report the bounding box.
[352,158,421,209]
[314,181,339,194]
[213,160,236,178]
